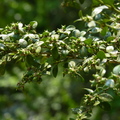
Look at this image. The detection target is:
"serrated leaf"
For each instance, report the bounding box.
[52,64,58,77]
[99,93,113,102]
[97,51,106,59]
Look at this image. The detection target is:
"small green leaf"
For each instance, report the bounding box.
[97,51,106,59]
[35,47,41,53]
[92,5,108,17]
[71,108,80,114]
[80,46,88,57]
[26,55,40,67]
[66,25,75,31]
[99,93,113,102]
[99,102,111,111]
[100,27,108,36]
[68,61,76,68]
[52,47,59,60]
[59,33,67,39]
[18,39,28,48]
[52,64,58,77]
[113,65,120,75]
[88,21,96,27]
[30,21,38,29]
[94,100,100,106]
[107,36,115,42]
[99,68,106,76]
[104,79,115,88]
[72,29,81,37]
[84,38,92,45]
[84,88,94,93]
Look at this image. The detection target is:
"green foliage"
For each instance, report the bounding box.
[0,0,120,119]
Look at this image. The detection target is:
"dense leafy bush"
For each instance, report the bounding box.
[0,0,120,119]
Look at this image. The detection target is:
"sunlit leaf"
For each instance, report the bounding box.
[29,21,38,29]
[84,88,94,93]
[113,65,120,75]
[92,5,108,17]
[94,100,100,106]
[99,93,113,102]
[104,79,115,88]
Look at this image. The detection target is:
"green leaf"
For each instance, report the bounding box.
[52,46,59,60]
[0,63,6,76]
[84,38,92,45]
[66,25,75,31]
[84,88,94,93]
[80,46,88,57]
[97,50,106,59]
[29,21,38,29]
[52,64,58,77]
[107,36,115,42]
[113,65,120,75]
[92,5,108,17]
[94,100,100,106]
[88,48,94,54]
[99,93,113,102]
[100,27,108,36]
[102,0,114,5]
[104,79,115,88]
[72,29,81,37]
[26,55,40,67]
[71,108,80,114]
[99,102,111,111]
[68,61,76,68]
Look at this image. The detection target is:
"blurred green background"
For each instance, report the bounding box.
[0,0,120,120]
[0,0,78,31]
